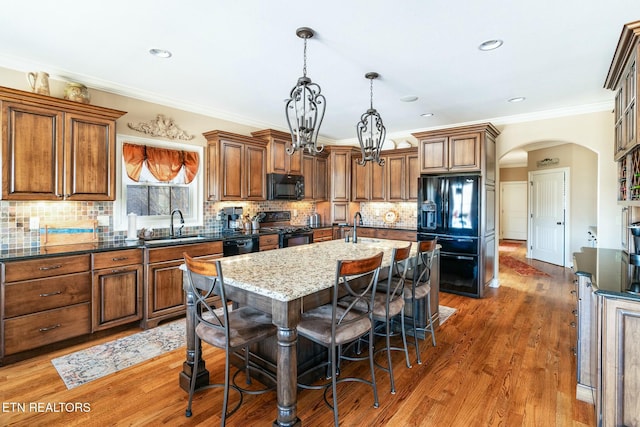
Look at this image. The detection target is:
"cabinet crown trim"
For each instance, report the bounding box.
[0,86,126,120]
[411,122,500,139]
[604,20,640,89]
[202,129,267,146]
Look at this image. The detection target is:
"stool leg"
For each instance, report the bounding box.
[412,297,422,365]
[426,293,436,347]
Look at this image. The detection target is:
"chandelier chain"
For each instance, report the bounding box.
[303,38,308,78]
[370,77,374,109]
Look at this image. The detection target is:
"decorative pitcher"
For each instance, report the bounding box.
[26,71,50,95]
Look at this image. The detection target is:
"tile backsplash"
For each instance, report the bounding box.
[1,200,418,251]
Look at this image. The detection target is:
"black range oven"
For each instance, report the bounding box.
[280,229,313,248]
[257,210,313,248]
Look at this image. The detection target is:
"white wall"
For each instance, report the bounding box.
[495,110,617,249]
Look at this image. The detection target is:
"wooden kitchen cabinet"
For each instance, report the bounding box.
[259,234,280,251]
[252,129,302,175]
[375,228,416,241]
[351,147,418,202]
[406,150,420,201]
[351,155,386,202]
[413,123,498,175]
[605,21,640,161]
[143,241,223,328]
[92,249,143,332]
[203,130,267,201]
[573,270,597,403]
[326,146,358,223]
[605,21,640,202]
[597,294,640,426]
[386,147,419,201]
[313,228,333,242]
[0,86,126,201]
[303,152,328,200]
[1,254,91,360]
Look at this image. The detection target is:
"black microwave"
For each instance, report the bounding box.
[267,173,304,200]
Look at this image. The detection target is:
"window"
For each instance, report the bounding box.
[114,135,203,233]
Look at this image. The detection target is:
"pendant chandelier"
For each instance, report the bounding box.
[356,72,386,166]
[285,27,326,155]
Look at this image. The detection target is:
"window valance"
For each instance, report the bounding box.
[122,142,199,184]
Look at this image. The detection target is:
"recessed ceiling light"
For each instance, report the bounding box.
[508,96,526,103]
[149,48,172,58]
[478,39,503,51]
[420,113,434,117]
[400,95,419,102]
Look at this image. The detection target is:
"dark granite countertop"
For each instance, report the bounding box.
[0,225,417,262]
[0,231,269,262]
[573,247,640,301]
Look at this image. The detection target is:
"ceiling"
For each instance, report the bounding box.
[1,1,639,164]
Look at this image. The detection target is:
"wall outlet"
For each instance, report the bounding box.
[29,217,40,230]
[97,215,110,226]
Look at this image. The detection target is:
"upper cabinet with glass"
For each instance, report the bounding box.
[605,20,640,162]
[605,21,640,203]
[0,86,126,201]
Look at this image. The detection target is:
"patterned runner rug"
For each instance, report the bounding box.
[52,305,457,389]
[499,254,550,277]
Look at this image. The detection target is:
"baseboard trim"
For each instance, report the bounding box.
[576,383,595,404]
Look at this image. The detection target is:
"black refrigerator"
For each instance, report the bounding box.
[418,174,484,297]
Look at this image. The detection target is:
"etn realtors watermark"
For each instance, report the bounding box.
[2,402,91,413]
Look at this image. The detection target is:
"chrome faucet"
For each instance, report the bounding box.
[170,209,184,237]
[352,211,363,243]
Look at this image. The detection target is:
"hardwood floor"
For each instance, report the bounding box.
[0,241,596,426]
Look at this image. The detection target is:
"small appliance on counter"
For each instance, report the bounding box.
[221,206,244,232]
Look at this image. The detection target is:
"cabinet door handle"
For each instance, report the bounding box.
[39,291,62,297]
[112,257,129,261]
[111,269,123,273]
[570,289,576,295]
[39,324,61,332]
[570,321,576,328]
[39,264,63,271]
[572,309,577,316]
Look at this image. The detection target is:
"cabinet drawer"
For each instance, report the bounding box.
[313,228,333,239]
[147,241,223,263]
[356,228,376,238]
[376,229,416,241]
[259,234,279,249]
[4,272,91,318]
[4,254,90,282]
[3,303,91,355]
[93,249,143,269]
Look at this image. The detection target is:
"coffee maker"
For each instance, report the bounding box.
[222,206,243,232]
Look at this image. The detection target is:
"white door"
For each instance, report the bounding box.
[500,181,528,240]
[529,169,568,266]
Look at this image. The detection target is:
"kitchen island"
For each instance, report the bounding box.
[573,247,640,426]
[181,238,435,427]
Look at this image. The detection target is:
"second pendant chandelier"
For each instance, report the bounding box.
[356,72,386,166]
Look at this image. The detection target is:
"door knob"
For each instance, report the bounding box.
[557,221,563,225]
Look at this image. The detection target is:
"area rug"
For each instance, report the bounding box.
[52,305,457,389]
[439,305,456,325]
[500,254,550,277]
[51,319,186,390]
[498,240,524,252]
